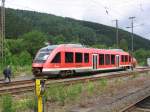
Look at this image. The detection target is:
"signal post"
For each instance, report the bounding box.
[35,79,46,112]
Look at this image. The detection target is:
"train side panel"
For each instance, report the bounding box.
[32,44,135,76]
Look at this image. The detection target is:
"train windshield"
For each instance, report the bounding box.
[33,45,58,63]
[34,50,52,63]
[35,52,50,61]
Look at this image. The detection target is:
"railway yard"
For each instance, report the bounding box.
[0,67,150,112]
[0,0,150,112]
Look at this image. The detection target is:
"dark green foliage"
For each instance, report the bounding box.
[4,39,32,66]
[119,38,128,51]
[26,98,38,111]
[20,30,47,57]
[5,8,150,50]
[134,49,150,65]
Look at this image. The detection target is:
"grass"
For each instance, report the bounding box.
[1,94,15,112]
[99,78,107,87]
[0,94,38,112]
[46,83,83,105]
[0,72,148,112]
[131,71,139,79]
[86,81,94,95]
[45,79,108,106]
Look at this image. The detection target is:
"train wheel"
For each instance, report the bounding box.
[59,71,68,78]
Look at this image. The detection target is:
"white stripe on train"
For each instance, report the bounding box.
[42,65,131,72]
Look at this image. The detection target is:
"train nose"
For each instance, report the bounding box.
[32,67,43,76]
[32,62,44,76]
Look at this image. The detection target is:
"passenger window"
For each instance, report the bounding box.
[65,52,73,63]
[99,54,104,65]
[121,55,124,62]
[51,52,61,63]
[129,56,131,62]
[125,55,128,62]
[105,54,110,65]
[111,55,115,64]
[75,52,83,63]
[122,55,126,62]
[84,53,89,63]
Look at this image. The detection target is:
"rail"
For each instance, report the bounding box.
[0,67,149,95]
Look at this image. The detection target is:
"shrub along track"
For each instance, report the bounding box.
[0,67,149,95]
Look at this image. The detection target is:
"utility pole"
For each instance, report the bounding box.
[126,17,136,68]
[113,19,119,48]
[128,17,136,52]
[0,0,5,67]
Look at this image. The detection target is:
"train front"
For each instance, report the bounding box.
[32,45,57,76]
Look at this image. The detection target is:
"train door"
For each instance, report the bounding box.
[92,54,98,69]
[116,55,120,67]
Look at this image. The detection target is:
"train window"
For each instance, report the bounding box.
[75,52,83,63]
[99,54,104,65]
[105,54,110,65]
[121,55,126,62]
[129,56,131,62]
[51,52,61,63]
[111,55,115,64]
[121,55,123,62]
[65,52,73,63]
[125,55,128,62]
[84,53,89,63]
[52,52,61,63]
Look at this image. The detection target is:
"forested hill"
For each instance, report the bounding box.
[5,8,150,50]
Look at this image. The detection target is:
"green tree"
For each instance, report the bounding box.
[92,44,107,49]
[21,31,48,57]
[6,39,23,54]
[119,38,128,51]
[18,51,32,66]
[53,35,65,44]
[134,49,150,65]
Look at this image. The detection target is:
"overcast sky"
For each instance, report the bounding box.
[5,0,150,40]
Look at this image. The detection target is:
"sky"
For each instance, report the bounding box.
[5,0,150,40]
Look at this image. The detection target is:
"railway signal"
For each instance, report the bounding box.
[35,79,46,112]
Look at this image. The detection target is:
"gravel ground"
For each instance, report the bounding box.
[69,72,150,112]
[3,71,149,112]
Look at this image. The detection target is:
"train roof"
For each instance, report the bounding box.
[40,45,58,52]
[42,44,129,55]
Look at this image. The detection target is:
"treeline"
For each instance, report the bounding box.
[5,8,150,50]
[2,30,149,67]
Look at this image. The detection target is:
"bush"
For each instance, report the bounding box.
[46,84,82,105]
[99,78,107,87]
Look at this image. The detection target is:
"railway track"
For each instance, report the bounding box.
[122,96,150,112]
[0,67,149,95]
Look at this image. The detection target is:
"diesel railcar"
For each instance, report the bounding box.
[32,44,136,77]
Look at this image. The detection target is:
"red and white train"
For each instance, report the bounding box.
[32,44,137,77]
